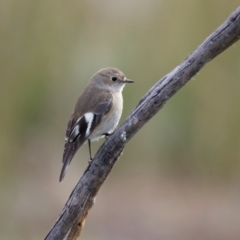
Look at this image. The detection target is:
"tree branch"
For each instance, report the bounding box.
[45,7,240,240]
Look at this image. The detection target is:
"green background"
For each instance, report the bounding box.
[1,1,240,239]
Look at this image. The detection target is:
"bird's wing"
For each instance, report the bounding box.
[59,93,113,181]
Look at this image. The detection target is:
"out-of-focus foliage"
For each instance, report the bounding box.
[1,1,240,239]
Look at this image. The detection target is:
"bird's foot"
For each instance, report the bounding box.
[88,158,93,164]
[104,132,113,139]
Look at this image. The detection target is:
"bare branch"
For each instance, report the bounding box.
[45,7,240,240]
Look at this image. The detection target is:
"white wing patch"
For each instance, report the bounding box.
[69,125,80,142]
[84,112,94,137]
[75,116,82,125]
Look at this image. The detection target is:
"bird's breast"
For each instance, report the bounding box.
[89,92,123,141]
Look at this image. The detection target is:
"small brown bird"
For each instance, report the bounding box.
[60,68,133,181]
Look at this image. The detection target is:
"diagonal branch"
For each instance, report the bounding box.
[45,6,240,240]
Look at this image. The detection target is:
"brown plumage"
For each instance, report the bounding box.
[60,68,133,181]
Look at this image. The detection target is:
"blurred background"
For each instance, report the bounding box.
[1,1,240,239]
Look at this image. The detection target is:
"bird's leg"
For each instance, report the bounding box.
[88,139,93,164]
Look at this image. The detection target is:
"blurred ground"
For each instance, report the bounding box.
[1,1,240,239]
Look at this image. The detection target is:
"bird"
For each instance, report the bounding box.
[59,67,134,181]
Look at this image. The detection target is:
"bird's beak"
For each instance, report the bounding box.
[124,78,134,83]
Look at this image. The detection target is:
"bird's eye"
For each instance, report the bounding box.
[111,77,117,81]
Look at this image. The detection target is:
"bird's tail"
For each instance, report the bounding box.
[59,145,75,182]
